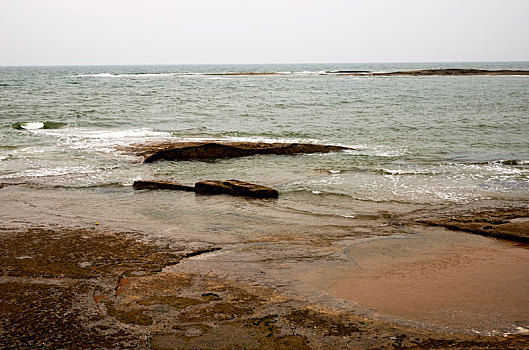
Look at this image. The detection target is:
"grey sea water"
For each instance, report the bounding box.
[2,62,528,204]
[0,62,528,227]
[1,62,529,334]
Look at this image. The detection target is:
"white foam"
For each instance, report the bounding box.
[72,128,171,140]
[77,73,115,78]
[75,71,340,78]
[381,168,438,176]
[460,163,524,176]
[280,71,328,76]
[179,135,321,145]
[203,77,232,80]
[33,127,173,155]
[19,122,45,130]
[76,73,179,78]
[0,165,95,179]
[343,146,406,157]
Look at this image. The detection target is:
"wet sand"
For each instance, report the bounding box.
[296,227,529,334]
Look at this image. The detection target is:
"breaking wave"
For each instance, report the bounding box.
[12,121,69,130]
[76,72,180,78]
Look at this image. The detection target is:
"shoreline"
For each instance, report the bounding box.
[1,186,528,348]
[1,226,528,349]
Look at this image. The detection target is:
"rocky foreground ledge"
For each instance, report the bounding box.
[1,227,528,349]
[120,141,349,163]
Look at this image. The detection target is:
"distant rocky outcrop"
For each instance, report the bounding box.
[120,141,349,163]
[330,69,529,76]
[133,179,279,199]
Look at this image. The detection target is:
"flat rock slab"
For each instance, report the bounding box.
[195,180,279,198]
[121,141,349,162]
[132,180,195,192]
[418,208,529,243]
[133,179,279,198]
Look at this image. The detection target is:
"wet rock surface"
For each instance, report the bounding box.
[133,179,279,198]
[417,208,529,243]
[133,180,195,192]
[1,227,528,349]
[195,179,279,198]
[120,141,349,163]
[0,228,185,349]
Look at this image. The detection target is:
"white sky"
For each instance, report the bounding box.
[1,0,528,66]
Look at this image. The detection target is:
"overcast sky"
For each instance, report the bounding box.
[1,0,528,66]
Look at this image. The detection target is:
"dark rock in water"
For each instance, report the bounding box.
[337,69,529,77]
[380,69,529,76]
[195,180,279,198]
[138,141,349,163]
[194,180,231,195]
[133,179,278,198]
[133,180,195,191]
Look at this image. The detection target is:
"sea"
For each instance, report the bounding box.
[1,62,529,332]
[1,61,528,222]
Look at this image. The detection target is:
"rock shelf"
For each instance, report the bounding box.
[417,208,529,243]
[120,141,349,163]
[2,227,528,349]
[332,68,529,76]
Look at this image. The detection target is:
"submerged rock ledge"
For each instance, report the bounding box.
[418,208,529,243]
[123,141,349,163]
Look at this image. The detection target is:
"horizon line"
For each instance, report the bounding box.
[1,60,529,68]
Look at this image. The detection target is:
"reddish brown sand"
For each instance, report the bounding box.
[298,227,529,334]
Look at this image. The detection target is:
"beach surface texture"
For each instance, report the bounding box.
[1,62,528,349]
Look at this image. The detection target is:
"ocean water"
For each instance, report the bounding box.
[2,62,528,196]
[1,62,529,333]
[1,62,529,229]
